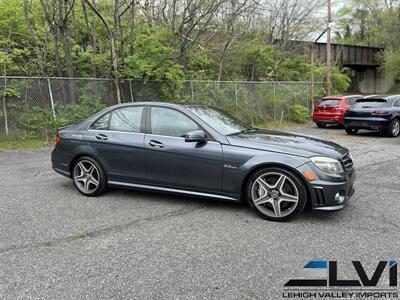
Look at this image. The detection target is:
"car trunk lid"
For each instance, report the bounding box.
[346,99,388,117]
[314,99,342,113]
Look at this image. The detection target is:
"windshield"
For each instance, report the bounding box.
[353,100,387,108]
[319,99,341,106]
[186,106,252,135]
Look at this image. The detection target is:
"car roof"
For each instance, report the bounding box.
[358,95,400,103]
[105,101,210,109]
[321,95,362,100]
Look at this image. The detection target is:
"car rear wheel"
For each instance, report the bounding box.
[383,119,400,137]
[73,156,107,196]
[316,123,326,128]
[345,127,358,135]
[246,167,307,222]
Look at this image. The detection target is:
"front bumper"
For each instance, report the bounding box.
[310,178,355,211]
[296,162,356,211]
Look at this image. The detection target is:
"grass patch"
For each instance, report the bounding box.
[73,231,88,240]
[0,131,50,150]
[0,139,45,150]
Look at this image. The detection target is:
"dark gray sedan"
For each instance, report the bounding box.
[52,102,356,221]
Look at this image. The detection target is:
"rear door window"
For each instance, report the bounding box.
[109,106,143,133]
[91,113,111,130]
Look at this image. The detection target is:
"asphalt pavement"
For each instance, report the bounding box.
[0,125,399,299]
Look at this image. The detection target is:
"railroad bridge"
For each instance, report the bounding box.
[296,42,393,94]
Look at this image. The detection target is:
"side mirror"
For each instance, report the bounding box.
[185,130,207,143]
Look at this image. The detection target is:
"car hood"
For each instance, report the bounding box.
[226,129,348,159]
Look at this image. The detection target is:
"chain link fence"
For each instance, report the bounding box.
[0,77,323,143]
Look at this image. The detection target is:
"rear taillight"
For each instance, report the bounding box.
[55,134,61,145]
[371,110,392,116]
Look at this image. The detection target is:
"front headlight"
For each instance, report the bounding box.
[310,156,343,174]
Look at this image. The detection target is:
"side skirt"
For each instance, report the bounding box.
[108,180,240,202]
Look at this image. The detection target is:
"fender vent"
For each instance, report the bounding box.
[314,188,326,205]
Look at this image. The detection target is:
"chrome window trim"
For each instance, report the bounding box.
[87,130,220,144]
[87,104,222,142]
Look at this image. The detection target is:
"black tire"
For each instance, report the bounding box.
[383,119,400,138]
[345,127,358,135]
[246,167,307,222]
[316,122,326,128]
[72,156,107,196]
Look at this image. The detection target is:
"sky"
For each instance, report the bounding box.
[311,0,350,42]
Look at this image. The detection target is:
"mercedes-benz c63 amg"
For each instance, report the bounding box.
[52,103,356,221]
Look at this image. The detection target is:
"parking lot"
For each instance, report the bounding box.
[0,125,399,299]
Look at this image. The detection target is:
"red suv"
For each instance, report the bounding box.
[312,95,363,127]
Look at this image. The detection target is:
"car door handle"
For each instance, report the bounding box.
[149,140,164,148]
[95,133,108,141]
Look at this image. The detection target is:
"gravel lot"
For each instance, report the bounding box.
[0,125,399,299]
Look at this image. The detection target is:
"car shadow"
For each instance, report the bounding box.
[106,187,349,223]
[60,180,347,223]
[313,124,396,139]
[353,131,392,138]
[315,124,344,130]
[107,186,245,209]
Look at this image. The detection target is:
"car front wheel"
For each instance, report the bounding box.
[72,156,107,196]
[246,167,307,221]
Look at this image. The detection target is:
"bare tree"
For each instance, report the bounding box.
[253,0,322,49]
[83,0,122,103]
[217,0,256,81]
[58,0,76,79]
[151,0,229,68]
[39,0,63,77]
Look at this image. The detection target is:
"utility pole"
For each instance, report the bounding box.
[326,0,332,95]
[310,28,328,109]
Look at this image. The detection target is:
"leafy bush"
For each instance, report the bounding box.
[56,96,106,124]
[290,105,309,123]
[18,97,106,141]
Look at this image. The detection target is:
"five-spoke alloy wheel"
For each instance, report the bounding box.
[73,156,107,196]
[247,167,307,221]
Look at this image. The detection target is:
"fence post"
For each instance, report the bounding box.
[47,77,57,120]
[235,83,238,116]
[306,82,309,111]
[273,82,276,121]
[190,81,194,103]
[2,95,8,135]
[2,75,9,135]
[129,80,134,102]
